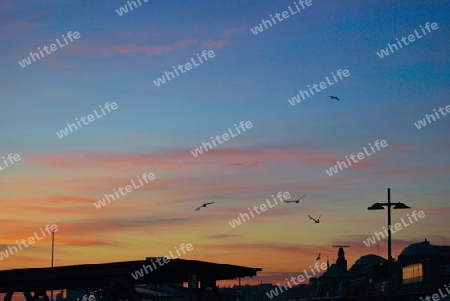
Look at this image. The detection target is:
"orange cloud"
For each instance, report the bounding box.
[46,195,96,205]
[198,242,320,256]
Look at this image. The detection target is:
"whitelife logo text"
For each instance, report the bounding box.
[376,22,438,59]
[93,172,156,209]
[115,0,149,16]
[131,243,193,280]
[191,121,253,158]
[56,102,118,139]
[414,104,450,129]
[325,140,388,176]
[288,69,350,106]
[266,261,328,299]
[228,191,290,228]
[0,224,58,261]
[363,210,425,247]
[153,50,215,87]
[250,0,313,35]
[0,153,21,172]
[19,31,81,68]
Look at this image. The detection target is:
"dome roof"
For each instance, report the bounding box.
[354,254,386,266]
[400,239,441,257]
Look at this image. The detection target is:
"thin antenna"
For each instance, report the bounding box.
[377,241,380,256]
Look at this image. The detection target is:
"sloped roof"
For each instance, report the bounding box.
[433,246,450,257]
[400,239,441,257]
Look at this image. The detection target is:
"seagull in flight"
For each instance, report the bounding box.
[316,252,321,260]
[328,96,340,101]
[308,213,322,223]
[284,193,307,203]
[195,201,215,211]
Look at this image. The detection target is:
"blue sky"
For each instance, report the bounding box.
[0,0,449,286]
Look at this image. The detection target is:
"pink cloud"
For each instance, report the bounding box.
[113,44,141,53]
[222,28,244,38]
[108,39,197,56]
[25,147,339,172]
[224,161,269,169]
[203,40,228,49]
[69,45,94,54]
[394,146,414,151]
[174,39,197,48]
[0,21,43,29]
[27,154,80,169]
[99,48,110,56]
[152,45,174,54]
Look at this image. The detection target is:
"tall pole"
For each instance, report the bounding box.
[51,230,55,301]
[368,188,410,301]
[387,188,391,301]
[52,230,54,267]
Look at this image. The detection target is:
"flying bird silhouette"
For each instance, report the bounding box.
[308,213,322,223]
[284,193,307,203]
[328,96,340,101]
[195,202,215,211]
[316,252,321,260]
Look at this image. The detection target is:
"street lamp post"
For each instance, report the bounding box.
[51,230,55,301]
[367,188,410,301]
[52,229,55,267]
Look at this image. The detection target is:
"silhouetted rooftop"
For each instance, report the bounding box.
[400,238,441,257]
[0,258,261,293]
[354,254,386,266]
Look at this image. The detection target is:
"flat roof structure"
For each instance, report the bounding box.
[0,258,261,301]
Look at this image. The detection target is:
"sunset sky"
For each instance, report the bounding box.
[0,0,449,292]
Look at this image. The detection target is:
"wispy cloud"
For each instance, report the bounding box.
[25,147,338,172]
[203,40,227,49]
[203,234,242,240]
[222,28,245,38]
[394,146,414,151]
[0,21,43,29]
[102,39,198,56]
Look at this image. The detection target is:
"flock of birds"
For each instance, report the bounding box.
[193,95,341,216]
[195,195,326,260]
[192,99,347,261]
[194,193,323,223]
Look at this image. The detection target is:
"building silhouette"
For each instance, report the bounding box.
[305,238,450,300]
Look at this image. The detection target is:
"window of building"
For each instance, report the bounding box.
[402,263,423,284]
